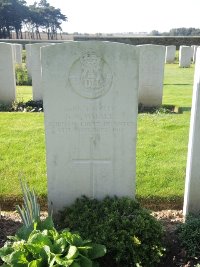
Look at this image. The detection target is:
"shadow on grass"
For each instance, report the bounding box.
[137,195,184,211]
[180,107,191,112]
[1,195,183,212]
[0,195,48,211]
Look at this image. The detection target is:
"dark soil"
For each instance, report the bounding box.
[0,210,196,267]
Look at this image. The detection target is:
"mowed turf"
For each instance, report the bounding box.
[0,63,195,207]
[16,86,32,102]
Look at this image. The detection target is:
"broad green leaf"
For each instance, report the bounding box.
[66,246,79,260]
[55,255,73,266]
[87,244,106,259]
[10,250,29,266]
[43,245,56,264]
[48,229,59,241]
[68,234,83,247]
[0,246,14,258]
[92,262,100,267]
[61,231,84,246]
[28,259,43,267]
[25,244,48,262]
[79,255,93,267]
[16,224,34,241]
[71,262,81,267]
[28,232,52,249]
[37,216,54,231]
[49,256,56,267]
[53,237,68,254]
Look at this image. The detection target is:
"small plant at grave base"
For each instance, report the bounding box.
[0,100,43,112]
[177,214,200,260]
[138,103,177,114]
[16,179,40,228]
[0,103,12,111]
[59,196,165,267]
[0,225,106,267]
[0,180,106,267]
[11,100,43,112]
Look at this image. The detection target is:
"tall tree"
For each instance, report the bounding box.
[26,0,67,40]
[0,0,67,39]
[0,0,29,38]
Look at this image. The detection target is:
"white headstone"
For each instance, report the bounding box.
[41,41,139,213]
[25,44,32,78]
[13,44,22,64]
[183,47,200,215]
[191,45,198,63]
[179,46,191,67]
[0,43,16,104]
[31,43,52,101]
[137,44,165,107]
[165,45,176,63]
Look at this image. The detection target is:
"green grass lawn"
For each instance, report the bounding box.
[0,63,195,209]
[16,86,32,102]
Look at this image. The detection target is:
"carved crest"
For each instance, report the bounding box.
[80,52,105,90]
[69,51,113,99]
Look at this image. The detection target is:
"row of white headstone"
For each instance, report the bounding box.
[25,43,165,107]
[0,42,198,107]
[0,41,199,215]
[165,45,198,67]
[32,41,198,215]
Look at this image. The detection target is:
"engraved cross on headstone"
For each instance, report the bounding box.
[72,137,111,198]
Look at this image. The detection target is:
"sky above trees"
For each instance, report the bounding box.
[26,0,200,34]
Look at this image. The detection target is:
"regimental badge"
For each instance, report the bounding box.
[69,50,113,99]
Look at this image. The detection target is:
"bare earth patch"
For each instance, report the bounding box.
[0,210,196,267]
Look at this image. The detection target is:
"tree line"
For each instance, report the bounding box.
[0,0,67,39]
[150,28,200,36]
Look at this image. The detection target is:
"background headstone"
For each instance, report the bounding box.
[41,41,139,213]
[191,45,198,63]
[137,44,165,107]
[25,44,32,78]
[12,44,22,64]
[183,47,200,215]
[0,43,16,104]
[165,45,176,63]
[179,45,191,67]
[31,43,53,101]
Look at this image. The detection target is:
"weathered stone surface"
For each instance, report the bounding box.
[179,45,191,67]
[165,45,176,63]
[138,44,165,107]
[30,43,52,100]
[25,44,32,77]
[191,45,198,63]
[41,41,139,213]
[13,44,22,64]
[183,47,200,215]
[0,43,16,104]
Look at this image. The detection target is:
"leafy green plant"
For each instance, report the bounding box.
[177,215,200,259]
[0,221,106,267]
[15,64,32,86]
[60,196,165,267]
[0,103,12,111]
[16,179,40,228]
[138,103,177,114]
[0,181,106,266]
